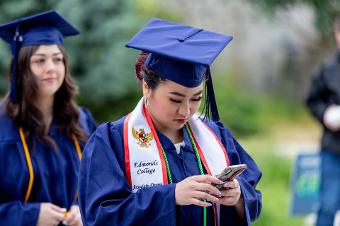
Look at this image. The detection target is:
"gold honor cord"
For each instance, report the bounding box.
[19,128,34,203]
[19,128,82,203]
[72,134,82,160]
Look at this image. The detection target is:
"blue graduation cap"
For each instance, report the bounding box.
[126,18,232,121]
[0,10,80,102]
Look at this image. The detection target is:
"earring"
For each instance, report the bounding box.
[144,97,148,106]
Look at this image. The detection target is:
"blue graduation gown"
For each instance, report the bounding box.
[0,107,96,226]
[79,116,262,226]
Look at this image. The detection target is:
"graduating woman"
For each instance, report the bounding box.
[0,11,96,226]
[79,18,262,226]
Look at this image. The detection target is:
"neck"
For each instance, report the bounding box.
[34,96,54,128]
[161,127,183,144]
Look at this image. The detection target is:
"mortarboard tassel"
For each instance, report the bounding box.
[9,22,22,103]
[205,68,220,121]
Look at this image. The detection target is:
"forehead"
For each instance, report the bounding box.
[33,44,62,55]
[156,79,204,95]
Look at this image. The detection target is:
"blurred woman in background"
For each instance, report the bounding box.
[0,10,96,226]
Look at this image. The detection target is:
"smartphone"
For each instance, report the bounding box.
[214,164,247,190]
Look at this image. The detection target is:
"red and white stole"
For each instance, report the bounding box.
[123,98,230,225]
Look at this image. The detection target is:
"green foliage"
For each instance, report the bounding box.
[213,75,266,137]
[215,84,262,137]
[55,0,144,106]
[213,74,309,137]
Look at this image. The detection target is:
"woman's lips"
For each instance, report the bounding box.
[176,119,187,124]
[42,77,57,83]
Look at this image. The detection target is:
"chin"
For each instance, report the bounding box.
[40,88,59,97]
[172,123,184,130]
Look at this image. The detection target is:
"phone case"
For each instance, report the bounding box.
[214,164,247,190]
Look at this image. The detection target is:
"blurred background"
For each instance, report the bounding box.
[0,0,339,225]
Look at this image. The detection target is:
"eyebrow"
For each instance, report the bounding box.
[169,90,203,97]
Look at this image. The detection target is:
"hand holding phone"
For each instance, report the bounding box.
[214,164,247,190]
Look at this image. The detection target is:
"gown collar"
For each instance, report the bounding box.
[156,126,194,153]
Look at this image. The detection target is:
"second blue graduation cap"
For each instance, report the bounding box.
[0,10,79,52]
[126,18,233,120]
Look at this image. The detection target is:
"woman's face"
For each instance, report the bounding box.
[29,44,65,98]
[143,79,203,134]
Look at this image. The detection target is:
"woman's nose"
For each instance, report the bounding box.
[45,59,56,71]
[178,102,190,118]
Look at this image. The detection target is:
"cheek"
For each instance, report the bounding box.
[30,65,41,78]
[157,100,171,112]
[165,103,178,116]
[153,100,176,118]
[190,101,201,114]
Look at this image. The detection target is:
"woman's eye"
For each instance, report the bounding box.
[191,96,202,102]
[34,59,45,64]
[170,98,182,103]
[53,57,63,63]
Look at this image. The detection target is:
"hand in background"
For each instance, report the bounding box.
[37,203,66,226]
[63,205,83,226]
[324,105,340,132]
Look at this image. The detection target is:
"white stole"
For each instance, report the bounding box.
[123,98,230,226]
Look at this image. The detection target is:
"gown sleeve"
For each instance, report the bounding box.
[78,122,177,226]
[0,201,40,226]
[215,121,262,226]
[0,141,40,226]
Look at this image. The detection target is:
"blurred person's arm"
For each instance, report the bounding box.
[306,64,340,132]
[306,65,333,124]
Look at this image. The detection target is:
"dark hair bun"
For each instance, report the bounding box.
[135,51,149,81]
